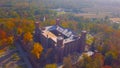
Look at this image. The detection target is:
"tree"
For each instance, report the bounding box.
[86,34,94,45]
[45,64,57,68]
[17,28,23,35]
[23,32,33,42]
[1,38,7,46]
[31,43,43,59]
[92,53,104,68]
[0,30,7,39]
[76,53,104,68]
[6,21,15,32]
[102,65,112,68]
[76,54,92,68]
[104,51,118,66]
[61,21,69,28]
[7,36,14,45]
[63,56,72,68]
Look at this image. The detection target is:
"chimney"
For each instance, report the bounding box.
[56,18,60,26]
[35,22,40,28]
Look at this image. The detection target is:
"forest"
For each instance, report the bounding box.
[0,0,120,68]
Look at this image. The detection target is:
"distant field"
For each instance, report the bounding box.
[74,13,112,19]
[80,4,120,18]
[82,7,120,13]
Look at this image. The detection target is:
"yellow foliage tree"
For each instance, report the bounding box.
[7,36,14,45]
[17,28,23,35]
[50,20,56,25]
[31,43,43,59]
[105,51,118,60]
[86,34,94,45]
[23,32,33,42]
[61,21,69,28]
[63,56,72,68]
[45,64,57,68]
[6,21,15,31]
[97,45,103,52]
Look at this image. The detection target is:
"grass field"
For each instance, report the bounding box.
[74,12,112,19]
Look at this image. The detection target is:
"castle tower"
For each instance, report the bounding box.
[35,22,40,28]
[34,22,41,42]
[56,18,60,26]
[78,30,87,53]
[56,35,64,62]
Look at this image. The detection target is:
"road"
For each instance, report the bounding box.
[14,41,33,68]
[0,50,17,63]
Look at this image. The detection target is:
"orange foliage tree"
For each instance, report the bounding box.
[0,38,7,47]
[0,30,7,39]
[23,32,33,42]
[6,21,15,31]
[17,27,23,36]
[102,65,112,68]
[7,36,14,45]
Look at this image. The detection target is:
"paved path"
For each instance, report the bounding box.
[15,41,33,68]
[0,50,17,63]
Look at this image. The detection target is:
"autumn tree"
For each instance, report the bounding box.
[31,43,43,59]
[5,21,15,35]
[61,21,69,28]
[0,38,7,47]
[104,51,118,66]
[0,30,7,39]
[7,36,14,45]
[17,27,23,36]
[102,65,112,68]
[92,53,104,68]
[63,56,72,68]
[23,32,33,42]
[79,54,92,68]
[86,34,94,45]
[75,53,104,68]
[45,64,57,68]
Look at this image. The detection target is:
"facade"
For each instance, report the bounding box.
[34,20,87,63]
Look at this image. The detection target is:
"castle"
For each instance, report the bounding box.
[34,19,87,63]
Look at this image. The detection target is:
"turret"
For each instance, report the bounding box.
[34,22,41,34]
[56,18,60,26]
[81,30,87,40]
[56,35,64,63]
[78,30,87,53]
[35,22,40,28]
[34,22,41,42]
